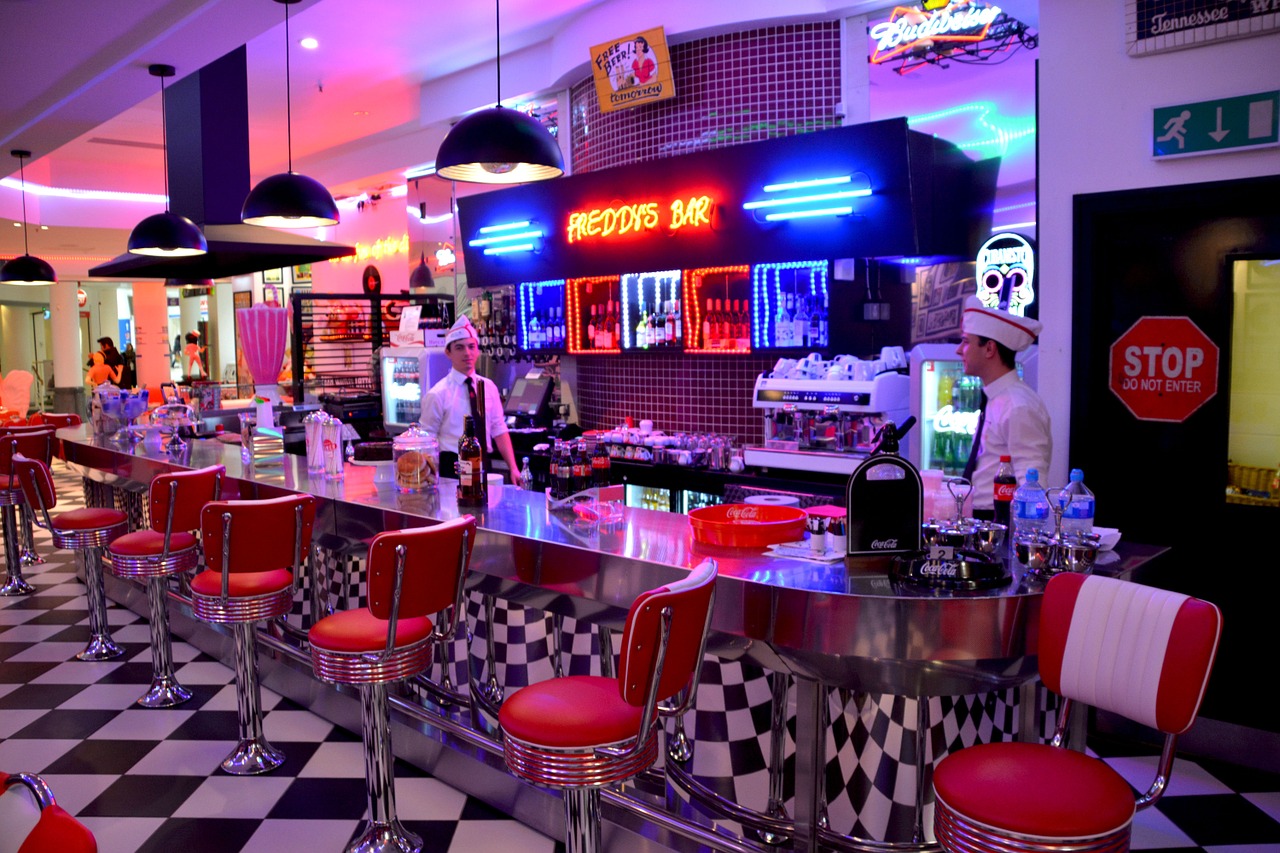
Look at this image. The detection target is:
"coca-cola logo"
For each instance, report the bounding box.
[994,483,1016,500]
[724,506,764,522]
[871,538,899,549]
[921,561,959,577]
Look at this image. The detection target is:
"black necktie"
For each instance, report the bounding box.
[466,377,487,461]
[962,390,987,482]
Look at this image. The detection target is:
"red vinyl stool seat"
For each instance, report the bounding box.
[308,516,475,853]
[499,559,718,853]
[931,573,1223,853]
[10,448,128,661]
[107,465,224,708]
[2,772,97,853]
[191,493,315,775]
[0,429,58,597]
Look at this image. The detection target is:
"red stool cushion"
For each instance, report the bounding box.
[499,675,643,749]
[934,742,1136,839]
[190,568,292,598]
[109,529,198,556]
[309,609,434,654]
[18,803,96,853]
[51,508,127,531]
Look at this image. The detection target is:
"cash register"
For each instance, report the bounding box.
[504,372,555,429]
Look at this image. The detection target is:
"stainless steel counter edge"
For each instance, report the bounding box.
[59,427,1165,696]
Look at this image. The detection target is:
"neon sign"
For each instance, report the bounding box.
[932,404,980,435]
[329,233,409,264]
[566,195,715,243]
[869,3,1003,65]
[975,232,1035,316]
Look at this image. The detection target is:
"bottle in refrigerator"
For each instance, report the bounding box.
[1059,469,1095,538]
[993,455,1015,528]
[1012,469,1050,539]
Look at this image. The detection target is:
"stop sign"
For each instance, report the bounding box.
[1108,316,1219,422]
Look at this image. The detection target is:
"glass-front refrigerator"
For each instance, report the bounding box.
[908,343,1038,474]
[379,346,449,433]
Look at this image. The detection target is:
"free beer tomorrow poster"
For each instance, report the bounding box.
[589,26,676,113]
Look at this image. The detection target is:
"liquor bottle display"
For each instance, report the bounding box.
[456,416,485,505]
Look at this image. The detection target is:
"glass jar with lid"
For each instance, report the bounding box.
[392,424,440,493]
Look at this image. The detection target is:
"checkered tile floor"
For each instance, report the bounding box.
[3,464,1280,852]
[0,463,564,853]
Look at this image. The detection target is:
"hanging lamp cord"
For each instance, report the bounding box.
[17,154,30,256]
[284,1,294,172]
[494,0,501,108]
[159,74,171,211]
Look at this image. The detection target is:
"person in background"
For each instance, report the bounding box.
[88,336,124,376]
[120,343,137,389]
[956,296,1051,519]
[171,333,182,369]
[420,316,519,483]
[85,351,120,389]
[184,331,206,379]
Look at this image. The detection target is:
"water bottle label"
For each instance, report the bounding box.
[1063,497,1095,519]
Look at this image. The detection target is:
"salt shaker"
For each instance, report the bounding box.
[304,411,328,474]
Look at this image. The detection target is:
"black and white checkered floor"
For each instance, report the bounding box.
[2,463,1279,852]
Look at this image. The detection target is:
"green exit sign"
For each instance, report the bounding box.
[1153,91,1279,158]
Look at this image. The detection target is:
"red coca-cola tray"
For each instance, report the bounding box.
[688,504,808,548]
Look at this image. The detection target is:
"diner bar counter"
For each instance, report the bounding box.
[58,428,1166,852]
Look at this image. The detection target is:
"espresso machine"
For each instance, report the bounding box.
[744,357,911,476]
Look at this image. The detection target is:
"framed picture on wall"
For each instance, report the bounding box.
[262,268,283,284]
[292,263,312,283]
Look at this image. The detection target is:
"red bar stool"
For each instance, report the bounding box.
[932,573,1222,853]
[0,424,61,570]
[308,516,476,853]
[106,464,224,708]
[2,772,97,853]
[499,558,718,853]
[191,493,316,775]
[0,426,57,592]
[10,451,128,660]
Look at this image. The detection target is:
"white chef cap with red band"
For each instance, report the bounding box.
[961,296,1042,352]
[444,317,479,348]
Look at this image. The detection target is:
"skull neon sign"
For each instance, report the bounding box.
[976,232,1035,316]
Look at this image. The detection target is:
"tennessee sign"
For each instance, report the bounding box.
[566,195,715,243]
[1108,316,1219,423]
[589,26,676,113]
[869,1,1004,65]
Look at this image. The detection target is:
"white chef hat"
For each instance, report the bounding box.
[961,296,1042,352]
[444,316,479,348]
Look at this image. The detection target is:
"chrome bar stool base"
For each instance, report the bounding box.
[1,504,34,596]
[137,576,191,707]
[76,634,125,662]
[76,547,123,661]
[347,822,422,853]
[221,738,287,776]
[0,576,36,596]
[221,621,284,775]
[138,676,193,709]
[19,504,43,565]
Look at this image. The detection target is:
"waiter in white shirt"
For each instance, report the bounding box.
[421,317,520,483]
[957,296,1051,519]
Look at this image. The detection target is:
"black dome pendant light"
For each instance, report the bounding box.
[1,150,56,285]
[434,0,564,184]
[408,179,434,291]
[242,0,339,228]
[127,64,208,257]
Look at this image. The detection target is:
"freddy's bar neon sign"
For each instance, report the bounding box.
[566,195,714,243]
[869,2,1003,64]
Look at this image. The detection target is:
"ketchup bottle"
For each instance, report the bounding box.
[993,455,1016,528]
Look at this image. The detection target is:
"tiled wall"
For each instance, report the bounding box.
[575,353,776,443]
[566,22,843,441]
[569,22,843,172]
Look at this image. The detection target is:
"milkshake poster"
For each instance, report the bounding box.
[589,26,676,113]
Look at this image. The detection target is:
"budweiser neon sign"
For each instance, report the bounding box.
[869,2,1003,64]
[566,195,714,243]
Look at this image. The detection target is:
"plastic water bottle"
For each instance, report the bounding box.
[1012,468,1050,539]
[1059,469,1095,538]
[519,456,535,491]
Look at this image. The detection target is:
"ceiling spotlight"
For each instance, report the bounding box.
[299,36,318,49]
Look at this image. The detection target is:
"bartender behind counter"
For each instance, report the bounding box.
[957,296,1051,518]
[421,317,520,483]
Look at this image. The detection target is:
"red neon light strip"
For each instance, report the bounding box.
[567,276,621,355]
[683,266,751,354]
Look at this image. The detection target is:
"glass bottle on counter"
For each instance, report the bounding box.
[457,416,485,505]
[592,439,611,486]
[519,456,535,491]
[573,438,589,492]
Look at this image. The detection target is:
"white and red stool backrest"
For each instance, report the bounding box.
[365,515,475,621]
[1039,573,1222,735]
[617,559,717,707]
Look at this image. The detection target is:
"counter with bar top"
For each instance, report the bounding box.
[57,427,1166,852]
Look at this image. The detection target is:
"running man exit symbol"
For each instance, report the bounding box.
[1153,91,1280,158]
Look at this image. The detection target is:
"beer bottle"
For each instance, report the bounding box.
[457,416,485,505]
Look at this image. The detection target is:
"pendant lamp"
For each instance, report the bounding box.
[434,0,564,184]
[242,0,339,227]
[408,180,434,291]
[1,150,56,285]
[128,65,208,257]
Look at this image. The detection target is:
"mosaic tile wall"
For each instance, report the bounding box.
[569,22,843,172]
[575,353,775,444]
[566,22,843,439]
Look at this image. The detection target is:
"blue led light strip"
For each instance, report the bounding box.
[765,206,854,221]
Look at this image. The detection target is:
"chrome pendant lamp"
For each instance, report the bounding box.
[1,150,56,285]
[127,64,208,257]
[408,179,434,291]
[242,0,339,227]
[434,0,564,184]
